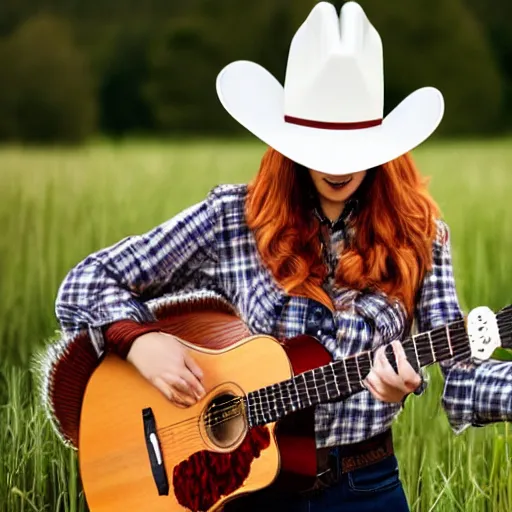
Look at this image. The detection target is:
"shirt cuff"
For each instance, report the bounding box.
[441,359,512,433]
[472,360,512,424]
[441,361,478,434]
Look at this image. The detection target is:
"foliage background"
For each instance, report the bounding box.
[1,1,512,511]
[0,0,511,142]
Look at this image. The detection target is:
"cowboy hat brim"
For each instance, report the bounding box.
[216,61,444,176]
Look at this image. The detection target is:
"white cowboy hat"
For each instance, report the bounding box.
[216,1,444,176]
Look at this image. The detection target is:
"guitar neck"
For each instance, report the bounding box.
[498,305,512,350]
[246,304,512,428]
[246,318,474,428]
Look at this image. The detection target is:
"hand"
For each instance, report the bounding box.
[364,340,422,403]
[127,332,206,407]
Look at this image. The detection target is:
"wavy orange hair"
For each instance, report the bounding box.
[245,147,440,318]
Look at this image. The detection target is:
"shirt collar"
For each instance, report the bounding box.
[312,197,359,232]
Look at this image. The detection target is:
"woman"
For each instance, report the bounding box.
[48,3,512,512]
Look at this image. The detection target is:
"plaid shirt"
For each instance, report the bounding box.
[56,184,512,447]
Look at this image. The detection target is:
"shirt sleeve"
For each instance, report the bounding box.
[415,220,512,433]
[55,190,221,354]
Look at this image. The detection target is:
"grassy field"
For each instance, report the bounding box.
[0,138,511,511]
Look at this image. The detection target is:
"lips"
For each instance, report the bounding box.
[323,176,353,189]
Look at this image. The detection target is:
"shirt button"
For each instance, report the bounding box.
[312,308,324,322]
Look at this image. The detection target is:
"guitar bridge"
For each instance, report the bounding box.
[142,408,169,496]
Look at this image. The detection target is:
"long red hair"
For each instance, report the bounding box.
[245,147,440,318]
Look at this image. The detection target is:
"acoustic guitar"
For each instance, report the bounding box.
[78,299,512,512]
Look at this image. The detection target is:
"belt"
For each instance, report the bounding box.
[308,429,394,493]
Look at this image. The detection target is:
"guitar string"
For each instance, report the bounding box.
[158,347,463,448]
[158,353,457,448]
[130,316,509,449]
[158,327,470,433]
[158,360,472,446]
[156,341,470,437]
[124,319,510,446]
[157,350,450,446]
[158,410,246,444]
[155,332,471,436]
[159,414,252,450]
[498,318,512,346]
[155,332,472,435]
[155,343,469,436]
[159,358,430,449]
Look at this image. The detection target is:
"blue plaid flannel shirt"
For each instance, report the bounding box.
[56,184,512,447]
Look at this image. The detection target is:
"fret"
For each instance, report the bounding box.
[446,324,453,356]
[263,385,276,424]
[320,364,339,402]
[270,383,279,411]
[254,390,264,425]
[355,355,362,384]
[266,384,275,411]
[344,357,358,392]
[260,391,270,422]
[248,389,263,427]
[367,351,372,368]
[313,371,323,403]
[411,334,420,368]
[303,371,316,406]
[289,377,301,412]
[308,369,322,404]
[414,333,435,366]
[446,321,471,359]
[286,379,297,413]
[429,320,469,363]
[296,372,310,408]
[343,358,352,394]
[281,380,294,414]
[312,368,324,402]
[315,368,331,402]
[291,374,302,408]
[344,356,366,395]
[355,351,372,379]
[427,330,435,362]
[274,383,286,419]
[330,364,341,398]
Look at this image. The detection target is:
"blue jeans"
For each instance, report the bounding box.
[224,455,409,512]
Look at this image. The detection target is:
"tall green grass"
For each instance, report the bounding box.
[0,139,511,511]
[0,368,85,512]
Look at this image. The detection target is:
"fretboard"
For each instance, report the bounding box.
[498,305,512,349]
[246,318,471,427]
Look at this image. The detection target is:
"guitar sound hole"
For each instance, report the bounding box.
[205,393,247,449]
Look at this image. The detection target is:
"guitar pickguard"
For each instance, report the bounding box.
[172,425,271,511]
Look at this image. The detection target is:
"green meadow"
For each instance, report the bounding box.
[0,139,511,511]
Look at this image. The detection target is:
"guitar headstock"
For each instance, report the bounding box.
[468,306,502,361]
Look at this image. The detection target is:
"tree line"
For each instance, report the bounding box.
[0,0,510,143]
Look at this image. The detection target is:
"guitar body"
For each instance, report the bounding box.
[79,300,332,511]
[80,335,287,511]
[73,295,512,511]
